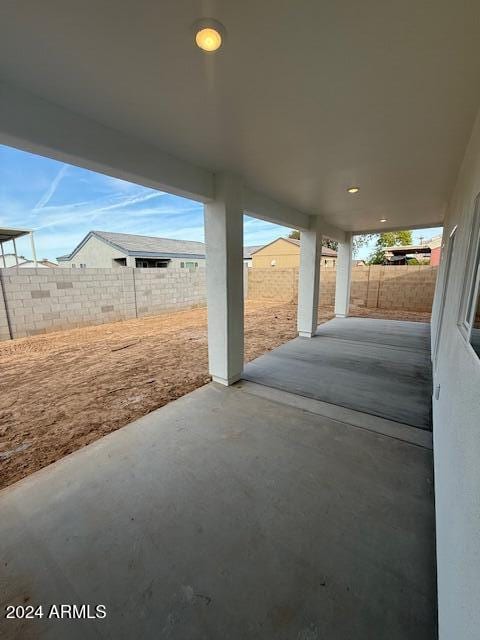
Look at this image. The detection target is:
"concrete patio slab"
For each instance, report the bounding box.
[243,317,432,429]
[0,382,436,640]
[238,380,433,449]
[315,317,431,352]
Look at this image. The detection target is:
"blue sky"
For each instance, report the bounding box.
[0,144,441,261]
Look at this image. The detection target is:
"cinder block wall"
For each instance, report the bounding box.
[246,267,299,302]
[247,265,438,312]
[133,268,206,317]
[0,267,206,340]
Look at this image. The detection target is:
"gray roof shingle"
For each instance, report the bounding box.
[94,230,206,257]
[243,245,263,259]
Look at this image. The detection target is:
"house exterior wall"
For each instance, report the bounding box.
[252,238,300,268]
[431,109,480,640]
[246,265,437,312]
[169,257,205,269]
[252,238,336,268]
[58,235,206,269]
[58,235,126,268]
[0,267,206,339]
[430,246,441,266]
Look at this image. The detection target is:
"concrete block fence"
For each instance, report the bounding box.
[246,265,438,312]
[0,267,206,340]
[0,264,436,341]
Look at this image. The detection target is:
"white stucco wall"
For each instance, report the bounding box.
[432,108,480,640]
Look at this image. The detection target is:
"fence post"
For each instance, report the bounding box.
[0,270,13,340]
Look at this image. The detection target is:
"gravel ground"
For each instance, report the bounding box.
[0,301,430,489]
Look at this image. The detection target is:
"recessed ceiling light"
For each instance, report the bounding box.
[347,186,360,194]
[194,19,225,52]
[380,218,387,223]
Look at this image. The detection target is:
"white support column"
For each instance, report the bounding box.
[297,230,322,337]
[30,232,37,267]
[12,238,19,265]
[334,232,353,317]
[204,173,244,385]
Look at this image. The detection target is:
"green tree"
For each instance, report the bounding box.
[352,234,374,257]
[367,230,413,265]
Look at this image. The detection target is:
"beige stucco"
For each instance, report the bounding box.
[252,238,336,268]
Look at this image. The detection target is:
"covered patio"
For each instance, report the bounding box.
[0,361,436,640]
[0,311,436,638]
[2,1,480,637]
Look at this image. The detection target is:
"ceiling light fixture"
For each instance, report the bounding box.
[194,19,225,52]
[347,186,360,194]
[380,218,387,223]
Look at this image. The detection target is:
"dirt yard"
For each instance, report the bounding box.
[0,301,430,489]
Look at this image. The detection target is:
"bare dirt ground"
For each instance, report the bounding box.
[0,301,430,489]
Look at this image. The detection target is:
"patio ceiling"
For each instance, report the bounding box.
[1,1,480,232]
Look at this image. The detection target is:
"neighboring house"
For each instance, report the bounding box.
[428,235,442,266]
[383,234,443,265]
[57,231,206,269]
[0,253,57,268]
[251,237,337,268]
[384,244,431,264]
[243,245,263,268]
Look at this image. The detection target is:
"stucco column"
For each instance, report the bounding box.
[297,230,322,337]
[204,173,244,385]
[334,232,353,317]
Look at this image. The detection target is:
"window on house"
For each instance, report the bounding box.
[185,261,196,269]
[80,263,86,268]
[180,262,185,268]
[135,258,169,268]
[71,264,76,268]
[459,193,480,358]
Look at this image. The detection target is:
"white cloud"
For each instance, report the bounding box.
[35,190,166,229]
[33,165,68,210]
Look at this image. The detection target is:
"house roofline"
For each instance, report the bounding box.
[129,251,205,259]
[56,231,109,262]
[57,231,207,262]
[250,236,337,257]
